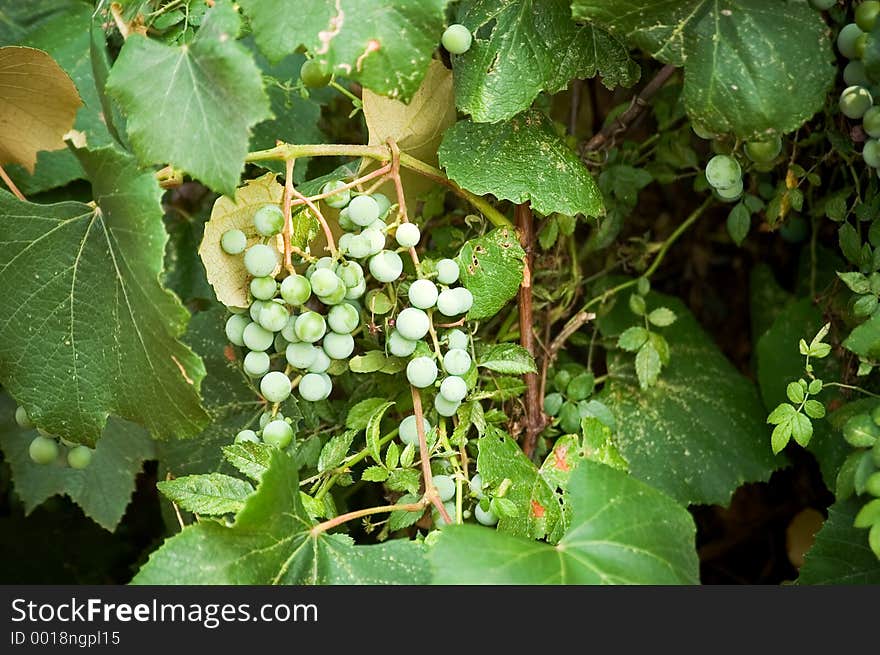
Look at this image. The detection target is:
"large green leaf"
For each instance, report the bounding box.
[239,0,448,101]
[157,473,254,515]
[430,460,699,584]
[0,394,155,531]
[0,145,208,445]
[599,291,778,505]
[572,0,835,139]
[439,111,603,217]
[106,2,271,195]
[798,498,880,585]
[133,449,430,584]
[456,227,525,320]
[450,0,637,122]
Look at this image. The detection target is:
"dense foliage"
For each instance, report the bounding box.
[1,0,880,585]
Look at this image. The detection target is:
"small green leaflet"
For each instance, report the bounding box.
[456,227,525,320]
[477,344,537,375]
[157,473,254,516]
[239,0,448,101]
[346,397,391,430]
[798,498,880,584]
[133,449,430,584]
[365,401,394,462]
[0,145,208,445]
[430,460,699,584]
[106,1,271,195]
[222,442,274,481]
[450,0,637,122]
[843,312,880,360]
[440,111,603,218]
[317,430,357,473]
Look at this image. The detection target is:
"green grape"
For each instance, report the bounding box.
[435,393,461,417]
[346,279,366,302]
[865,471,880,497]
[235,429,260,444]
[14,405,32,428]
[225,314,250,346]
[396,307,430,340]
[705,154,741,189]
[280,315,299,343]
[67,445,93,469]
[407,356,438,388]
[388,329,418,357]
[299,372,329,401]
[373,193,392,218]
[249,299,266,322]
[318,283,347,306]
[346,234,372,259]
[338,209,356,232]
[436,289,460,316]
[443,348,471,376]
[259,412,275,428]
[434,475,456,502]
[243,322,274,351]
[367,218,387,233]
[308,348,331,373]
[336,261,364,288]
[321,180,351,209]
[845,60,871,88]
[250,276,277,301]
[454,288,473,314]
[446,329,468,351]
[434,501,457,526]
[287,342,319,369]
[258,301,289,332]
[864,139,880,167]
[310,269,342,297]
[362,228,386,255]
[263,420,293,448]
[436,258,460,284]
[474,503,498,526]
[244,244,279,277]
[323,332,354,359]
[843,413,879,447]
[408,279,439,309]
[400,415,431,447]
[295,311,327,343]
[440,376,467,403]
[838,23,865,59]
[253,204,284,236]
[273,332,287,353]
[327,303,360,334]
[544,392,564,416]
[469,473,484,498]
[306,257,335,277]
[864,106,880,137]
[221,229,247,254]
[441,23,472,55]
[395,222,420,248]
[871,404,880,426]
[318,373,333,399]
[300,58,331,88]
[29,436,58,464]
[260,371,292,403]
[874,441,880,467]
[558,402,581,434]
[857,2,880,32]
[369,250,403,283]
[715,178,744,202]
[340,233,357,257]
[243,350,271,377]
[855,32,869,59]
[744,136,782,163]
[348,195,380,226]
[840,86,873,119]
[280,274,311,305]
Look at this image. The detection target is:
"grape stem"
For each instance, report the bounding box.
[310,501,427,536]
[293,163,391,206]
[387,138,423,276]
[281,158,296,272]
[0,163,25,201]
[411,386,453,524]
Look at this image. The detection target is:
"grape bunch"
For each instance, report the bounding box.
[14,405,94,469]
[704,154,744,202]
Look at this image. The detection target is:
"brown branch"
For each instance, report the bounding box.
[411,386,452,524]
[293,163,391,206]
[580,64,677,156]
[281,158,295,272]
[0,163,25,201]
[310,501,426,536]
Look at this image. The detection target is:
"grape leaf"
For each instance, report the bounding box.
[599,290,778,505]
[0,145,208,445]
[798,498,880,584]
[456,226,525,320]
[439,111,603,218]
[133,448,430,584]
[157,473,254,515]
[0,45,81,172]
[477,343,537,374]
[430,460,699,584]
[239,0,449,101]
[572,0,835,139]
[106,1,271,195]
[451,0,637,122]
[0,394,155,531]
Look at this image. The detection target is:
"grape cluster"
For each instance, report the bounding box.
[835,5,880,170]
[543,364,596,434]
[15,406,94,469]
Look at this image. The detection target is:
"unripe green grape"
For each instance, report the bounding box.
[322,180,351,209]
[435,395,461,418]
[864,139,880,167]
[440,376,467,403]
[318,373,333,399]
[454,287,474,314]
[705,154,741,189]
[373,193,392,218]
[433,475,456,502]
[348,195,380,226]
[253,204,285,236]
[345,234,371,259]
[367,218,387,233]
[280,274,311,305]
[235,429,260,444]
[474,503,498,526]
[469,473,484,498]
[243,322,274,351]
[395,222,421,248]
[436,258,460,284]
[250,276,276,301]
[840,85,874,119]
[857,2,880,32]
[327,303,360,334]
[323,332,355,359]
[407,356,438,388]
[339,233,357,256]
[225,314,250,346]
[745,136,782,163]
[400,415,431,447]
[14,405,32,428]
[221,229,247,254]
[396,307,430,340]
[838,23,865,59]
[362,228,386,255]
[318,282,347,306]
[543,392,564,416]
[436,289,461,316]
[307,257,336,276]
[345,277,367,300]
[434,501,457,526]
[259,411,277,429]
[263,420,294,448]
[309,269,341,298]
[855,32,869,59]
[244,244,279,277]
[281,315,299,343]
[388,329,418,357]
[369,250,403,283]
[67,445,93,469]
[274,332,287,353]
[338,208,356,232]
[299,372,329,401]
[443,348,472,376]
[286,342,319,369]
[227,304,247,315]
[300,58,331,88]
[258,301,289,332]
[307,348,331,373]
[243,350,271,377]
[260,370,292,403]
[446,329,468,351]
[295,311,327,343]
[441,23,472,55]
[336,261,364,288]
[29,435,58,464]
[715,178,743,202]
[408,279,439,309]
[845,60,871,88]
[865,471,880,496]
[864,106,880,138]
[249,299,266,322]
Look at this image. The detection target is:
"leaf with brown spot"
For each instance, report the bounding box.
[456,227,525,320]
